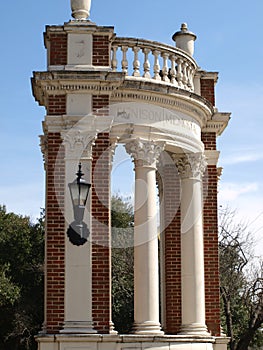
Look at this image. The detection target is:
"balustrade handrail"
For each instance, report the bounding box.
[111,37,198,91]
[112,37,197,65]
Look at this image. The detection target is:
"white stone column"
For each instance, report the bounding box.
[61,129,97,334]
[174,153,209,335]
[125,139,164,335]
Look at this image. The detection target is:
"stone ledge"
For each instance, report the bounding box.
[36,334,229,350]
[36,333,217,342]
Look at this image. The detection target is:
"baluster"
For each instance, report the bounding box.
[186,64,191,90]
[170,54,177,86]
[143,48,151,79]
[176,58,183,87]
[161,52,169,82]
[153,50,161,81]
[182,61,188,88]
[111,46,118,72]
[188,65,194,91]
[132,46,141,77]
[121,46,129,75]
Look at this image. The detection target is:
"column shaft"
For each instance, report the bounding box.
[126,139,164,335]
[134,166,160,331]
[175,154,209,336]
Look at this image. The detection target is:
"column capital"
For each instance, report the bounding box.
[125,139,165,168]
[173,153,207,180]
[62,129,97,160]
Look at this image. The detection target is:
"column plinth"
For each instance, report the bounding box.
[125,139,164,335]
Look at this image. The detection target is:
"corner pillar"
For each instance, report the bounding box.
[60,128,97,334]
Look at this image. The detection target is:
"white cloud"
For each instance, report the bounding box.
[221,152,263,165]
[218,182,259,201]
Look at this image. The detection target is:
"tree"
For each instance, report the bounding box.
[111,194,134,333]
[219,207,263,350]
[0,205,44,350]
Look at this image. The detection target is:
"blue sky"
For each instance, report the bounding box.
[0,0,262,255]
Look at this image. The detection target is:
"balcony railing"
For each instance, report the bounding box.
[111,37,197,92]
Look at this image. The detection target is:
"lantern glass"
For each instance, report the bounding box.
[69,178,91,207]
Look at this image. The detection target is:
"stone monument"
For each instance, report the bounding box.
[32,1,231,349]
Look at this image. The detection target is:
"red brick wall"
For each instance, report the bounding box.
[202,133,221,336]
[45,132,65,333]
[201,132,217,151]
[92,95,109,114]
[93,35,110,66]
[48,95,66,115]
[91,95,112,333]
[49,33,67,66]
[200,79,215,106]
[159,162,181,334]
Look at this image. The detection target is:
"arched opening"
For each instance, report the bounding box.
[111,144,134,333]
[111,143,164,334]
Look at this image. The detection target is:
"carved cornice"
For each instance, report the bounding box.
[173,153,207,180]
[31,71,124,107]
[125,139,165,168]
[31,71,214,130]
[202,111,231,136]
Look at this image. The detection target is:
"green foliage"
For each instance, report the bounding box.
[0,264,20,307]
[111,195,134,230]
[111,195,134,333]
[0,205,44,350]
[1,199,261,350]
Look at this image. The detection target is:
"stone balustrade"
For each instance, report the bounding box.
[111,37,197,91]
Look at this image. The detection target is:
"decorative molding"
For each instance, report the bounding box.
[109,137,119,169]
[125,139,165,168]
[197,70,219,82]
[173,153,207,180]
[217,167,223,182]
[111,90,211,127]
[39,135,48,168]
[45,83,117,93]
[204,150,220,166]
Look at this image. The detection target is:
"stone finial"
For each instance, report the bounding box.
[71,0,91,20]
[172,23,197,57]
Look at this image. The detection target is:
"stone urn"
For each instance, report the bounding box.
[172,23,196,57]
[71,0,91,20]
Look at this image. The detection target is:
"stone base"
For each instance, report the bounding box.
[179,323,210,336]
[133,321,164,335]
[59,321,97,334]
[36,334,229,350]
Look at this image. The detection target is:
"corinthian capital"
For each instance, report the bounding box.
[174,153,207,180]
[125,139,165,168]
[62,129,97,160]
